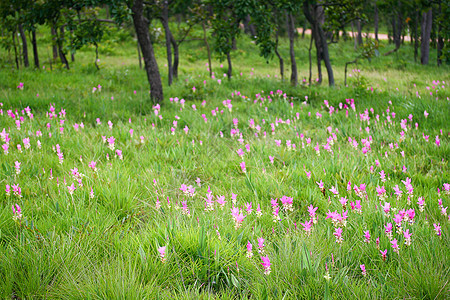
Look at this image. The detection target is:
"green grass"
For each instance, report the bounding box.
[0,25,449,299]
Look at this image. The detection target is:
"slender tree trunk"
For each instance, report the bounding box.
[18,24,29,67]
[94,43,100,70]
[232,36,237,50]
[244,15,256,37]
[315,32,322,84]
[437,0,443,66]
[395,2,403,49]
[414,9,419,62]
[12,31,19,69]
[161,1,173,86]
[308,34,313,85]
[302,20,307,39]
[202,21,212,78]
[421,8,432,65]
[70,30,75,62]
[356,20,363,46]
[131,0,164,102]
[287,11,298,86]
[374,2,379,41]
[351,21,357,50]
[57,26,70,69]
[274,26,284,81]
[51,26,58,60]
[303,1,334,87]
[31,29,39,68]
[226,50,232,79]
[137,37,142,69]
[170,31,179,79]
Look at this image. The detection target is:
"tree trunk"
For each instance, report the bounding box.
[202,21,213,78]
[131,0,164,102]
[420,8,432,65]
[18,24,29,67]
[226,50,232,79]
[70,30,75,62]
[374,2,379,41]
[315,31,322,84]
[51,26,58,60]
[170,31,179,79]
[57,26,70,69]
[94,43,100,70]
[437,0,443,66]
[31,29,39,68]
[308,34,313,85]
[137,37,142,69]
[232,36,237,50]
[274,26,284,81]
[395,3,403,49]
[303,1,334,87]
[161,1,173,86]
[351,21,357,50]
[287,11,298,86]
[414,9,419,62]
[12,31,19,69]
[244,15,256,37]
[302,20,307,39]
[356,20,363,46]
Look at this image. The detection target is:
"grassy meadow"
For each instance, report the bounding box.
[0,25,449,299]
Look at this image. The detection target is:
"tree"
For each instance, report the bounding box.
[303,0,334,87]
[208,0,244,79]
[420,7,432,65]
[130,0,164,102]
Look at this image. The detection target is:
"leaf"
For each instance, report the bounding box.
[138,245,146,266]
[230,273,240,289]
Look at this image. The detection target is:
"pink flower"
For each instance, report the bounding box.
[14,161,21,175]
[339,197,348,209]
[391,239,400,254]
[257,237,265,253]
[12,204,22,221]
[360,264,366,277]
[329,186,339,196]
[385,223,393,239]
[88,161,97,172]
[256,204,262,217]
[245,202,253,214]
[305,170,311,179]
[216,195,227,209]
[246,241,253,258]
[280,195,293,211]
[240,161,246,173]
[381,202,390,216]
[67,183,76,195]
[308,204,318,223]
[334,227,343,243]
[115,149,123,160]
[380,249,387,261]
[261,256,271,275]
[301,220,313,235]
[231,207,246,229]
[107,136,115,150]
[316,180,324,190]
[158,246,166,263]
[363,230,371,243]
[433,223,441,236]
[403,229,412,246]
